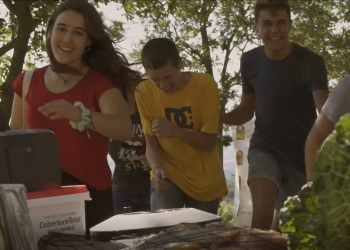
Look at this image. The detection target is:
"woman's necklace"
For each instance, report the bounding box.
[53,65,86,87]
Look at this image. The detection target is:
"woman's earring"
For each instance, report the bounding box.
[85,46,91,53]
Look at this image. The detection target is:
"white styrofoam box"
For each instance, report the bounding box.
[90,208,221,234]
[26,186,90,241]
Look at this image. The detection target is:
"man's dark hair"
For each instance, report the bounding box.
[254,0,291,22]
[141,38,180,70]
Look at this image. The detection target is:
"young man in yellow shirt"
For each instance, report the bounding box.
[136,38,228,214]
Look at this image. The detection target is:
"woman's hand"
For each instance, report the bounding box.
[38,99,82,122]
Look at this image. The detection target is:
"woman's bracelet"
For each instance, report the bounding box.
[69,101,96,138]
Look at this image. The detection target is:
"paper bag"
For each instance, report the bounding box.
[232,120,254,227]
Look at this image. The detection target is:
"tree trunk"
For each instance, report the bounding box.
[0,2,34,122]
[217,33,235,165]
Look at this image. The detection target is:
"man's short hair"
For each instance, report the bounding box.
[254,0,291,22]
[141,38,180,70]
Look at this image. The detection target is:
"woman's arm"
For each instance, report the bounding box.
[88,88,132,141]
[305,113,334,181]
[38,88,132,141]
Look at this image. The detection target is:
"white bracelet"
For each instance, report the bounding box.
[69,102,94,138]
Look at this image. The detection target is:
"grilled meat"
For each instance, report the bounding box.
[132,222,287,250]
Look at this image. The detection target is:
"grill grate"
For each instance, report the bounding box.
[38,223,288,250]
[129,223,288,250]
[38,233,128,250]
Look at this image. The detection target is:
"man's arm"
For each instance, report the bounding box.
[305,113,334,181]
[307,54,329,113]
[305,76,350,181]
[313,90,329,114]
[146,132,169,193]
[221,53,255,125]
[135,86,159,170]
[221,93,255,125]
[177,74,218,151]
[151,117,217,152]
[177,130,217,152]
[145,134,163,170]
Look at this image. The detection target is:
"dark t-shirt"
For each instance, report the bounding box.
[109,109,151,191]
[241,43,328,172]
[0,109,9,132]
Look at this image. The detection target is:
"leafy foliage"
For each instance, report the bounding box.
[0,0,59,118]
[280,183,318,250]
[290,0,350,80]
[218,201,234,223]
[280,114,350,250]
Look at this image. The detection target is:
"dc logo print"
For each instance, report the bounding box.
[165,107,193,130]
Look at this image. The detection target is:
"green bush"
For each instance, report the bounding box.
[218,201,234,223]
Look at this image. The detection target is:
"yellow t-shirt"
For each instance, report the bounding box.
[135,72,228,202]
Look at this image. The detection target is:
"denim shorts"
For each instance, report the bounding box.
[247,150,307,210]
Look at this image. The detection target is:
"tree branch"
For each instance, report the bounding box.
[3,0,16,15]
[0,1,34,120]
[0,39,16,57]
[170,24,203,61]
[220,33,235,84]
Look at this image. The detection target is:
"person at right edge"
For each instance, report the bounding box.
[136,38,228,215]
[305,75,350,181]
[221,1,329,231]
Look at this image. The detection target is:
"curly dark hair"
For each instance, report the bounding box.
[46,0,141,99]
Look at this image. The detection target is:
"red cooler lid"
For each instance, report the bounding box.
[26,185,87,200]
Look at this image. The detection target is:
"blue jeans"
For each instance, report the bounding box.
[112,184,150,214]
[151,178,220,215]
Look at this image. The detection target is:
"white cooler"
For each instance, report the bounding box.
[26,185,90,241]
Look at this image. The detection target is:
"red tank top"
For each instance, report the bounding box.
[13,66,119,190]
